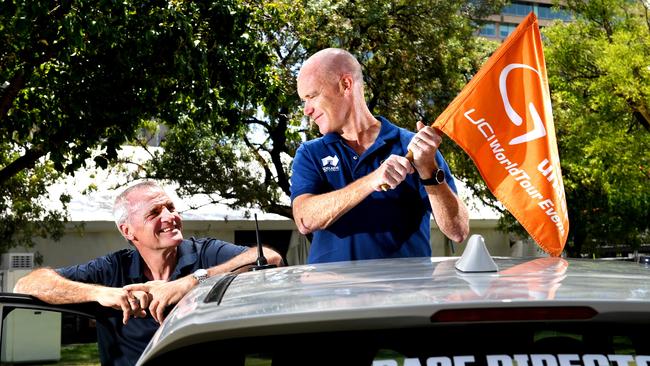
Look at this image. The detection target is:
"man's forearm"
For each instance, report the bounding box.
[206,247,283,276]
[14,268,100,305]
[292,175,375,234]
[426,185,470,243]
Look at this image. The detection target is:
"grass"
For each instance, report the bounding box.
[54,343,101,365]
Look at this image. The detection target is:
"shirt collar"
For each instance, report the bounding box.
[171,240,198,279]
[128,249,144,280]
[128,240,199,281]
[322,116,399,146]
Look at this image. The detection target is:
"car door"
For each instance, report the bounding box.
[0,292,97,364]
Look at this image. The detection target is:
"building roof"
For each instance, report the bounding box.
[46,146,501,223]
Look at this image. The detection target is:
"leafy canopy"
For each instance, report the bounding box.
[143,0,506,220]
[0,0,274,252]
[540,0,650,256]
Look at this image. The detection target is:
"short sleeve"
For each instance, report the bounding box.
[200,239,248,268]
[56,253,119,286]
[290,143,325,201]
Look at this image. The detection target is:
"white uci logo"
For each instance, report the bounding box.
[321,155,340,172]
[499,63,548,145]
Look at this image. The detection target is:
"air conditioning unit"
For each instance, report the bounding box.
[1,253,34,270]
[0,252,60,363]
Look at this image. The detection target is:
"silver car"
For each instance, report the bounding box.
[136,237,650,365]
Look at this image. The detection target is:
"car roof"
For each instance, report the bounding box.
[138,255,650,364]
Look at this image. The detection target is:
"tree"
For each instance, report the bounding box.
[143,0,506,219]
[0,0,274,252]
[540,0,650,256]
[448,0,650,257]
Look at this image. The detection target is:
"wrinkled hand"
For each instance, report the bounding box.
[124,277,194,324]
[371,154,414,191]
[407,121,442,178]
[95,287,149,325]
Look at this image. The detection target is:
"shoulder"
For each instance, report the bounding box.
[98,248,138,267]
[183,237,246,253]
[377,116,414,144]
[296,136,328,154]
[185,237,248,266]
[56,248,136,283]
[86,248,136,268]
[293,136,334,170]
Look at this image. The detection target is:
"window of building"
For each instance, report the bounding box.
[499,23,517,38]
[503,2,534,16]
[479,23,496,37]
[538,4,572,21]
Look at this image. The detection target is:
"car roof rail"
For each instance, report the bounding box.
[204,273,238,305]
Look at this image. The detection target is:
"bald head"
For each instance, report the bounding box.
[300,48,364,88]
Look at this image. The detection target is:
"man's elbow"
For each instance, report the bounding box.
[13,272,33,293]
[263,248,284,266]
[13,277,25,293]
[294,215,315,235]
[297,223,313,235]
[292,196,320,235]
[449,221,470,243]
[449,230,469,244]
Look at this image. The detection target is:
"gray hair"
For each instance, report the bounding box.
[113,180,161,229]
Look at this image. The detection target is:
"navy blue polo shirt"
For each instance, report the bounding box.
[56,237,247,366]
[290,116,457,264]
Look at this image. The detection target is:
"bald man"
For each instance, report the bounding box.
[290,48,469,264]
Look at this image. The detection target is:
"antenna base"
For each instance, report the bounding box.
[250,264,277,271]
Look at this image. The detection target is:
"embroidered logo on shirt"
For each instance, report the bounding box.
[321,155,340,172]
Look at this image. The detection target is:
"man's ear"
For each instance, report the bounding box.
[119,223,135,241]
[339,74,353,94]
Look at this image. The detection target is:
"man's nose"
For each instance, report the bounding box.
[160,207,176,221]
[303,101,313,116]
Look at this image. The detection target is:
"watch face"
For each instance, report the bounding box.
[435,168,445,184]
[196,269,208,276]
[194,269,208,281]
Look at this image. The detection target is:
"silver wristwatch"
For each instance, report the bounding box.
[192,268,209,284]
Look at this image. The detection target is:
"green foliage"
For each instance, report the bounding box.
[477,0,650,256]
[446,0,650,257]
[0,146,68,253]
[10,0,647,260]
[0,0,273,252]
[143,0,507,219]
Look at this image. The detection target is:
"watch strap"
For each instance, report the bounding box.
[420,168,445,186]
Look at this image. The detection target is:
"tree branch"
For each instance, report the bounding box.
[0,147,46,185]
[242,135,274,185]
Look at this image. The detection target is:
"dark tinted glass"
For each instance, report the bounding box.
[145,322,650,365]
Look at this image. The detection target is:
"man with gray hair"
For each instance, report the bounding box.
[291,48,469,263]
[15,180,282,366]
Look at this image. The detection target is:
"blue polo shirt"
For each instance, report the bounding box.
[56,237,247,366]
[290,116,457,264]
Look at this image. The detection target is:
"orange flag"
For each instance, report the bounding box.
[434,13,569,256]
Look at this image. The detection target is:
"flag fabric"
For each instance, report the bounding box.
[433,12,569,256]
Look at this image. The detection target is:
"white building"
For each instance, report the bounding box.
[10,146,540,270]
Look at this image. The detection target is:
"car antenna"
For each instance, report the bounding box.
[250,213,277,271]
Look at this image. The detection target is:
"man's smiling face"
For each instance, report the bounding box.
[121,186,184,250]
[297,62,350,135]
